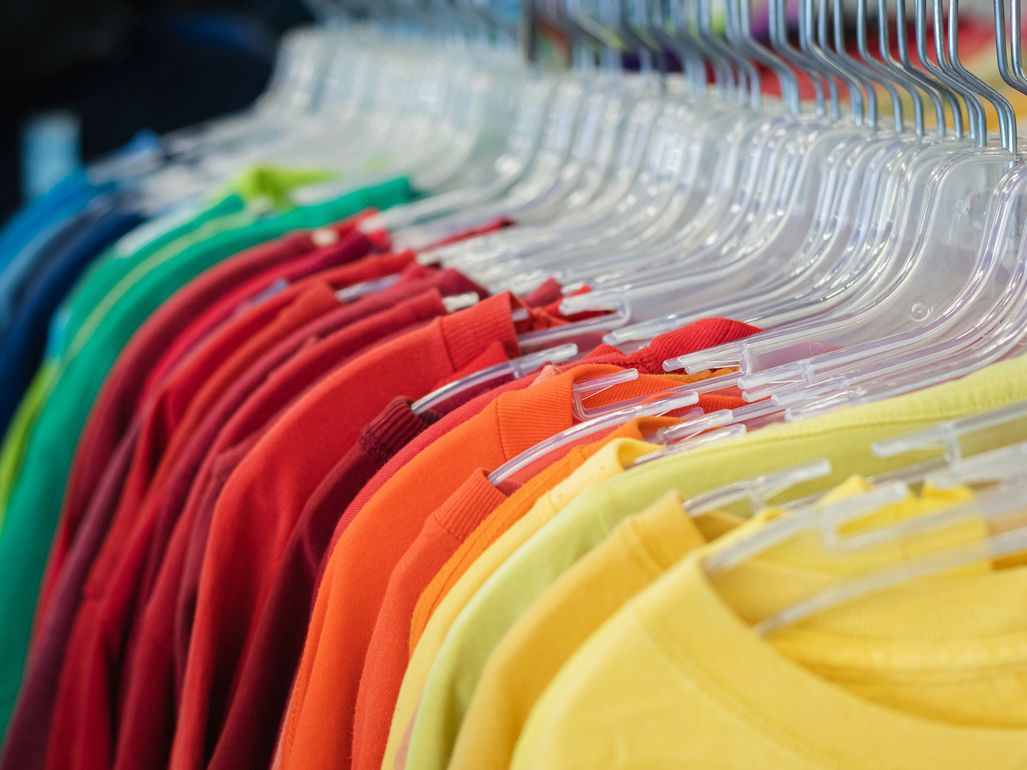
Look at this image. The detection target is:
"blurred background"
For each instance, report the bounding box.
[1,0,319,221]
[1,0,1018,223]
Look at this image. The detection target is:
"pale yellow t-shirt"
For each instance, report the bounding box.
[512,484,1027,770]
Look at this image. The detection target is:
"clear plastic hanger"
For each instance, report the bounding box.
[488,387,702,484]
[170,2,522,205]
[478,0,859,301]
[301,4,479,177]
[703,479,912,575]
[874,400,1027,467]
[685,458,834,517]
[538,0,924,373]
[722,478,1027,637]
[459,0,873,475]
[550,1,907,332]
[426,1,686,273]
[320,0,558,205]
[130,11,447,205]
[359,75,560,232]
[546,0,1016,440]
[641,0,1017,410]
[410,343,581,415]
[555,0,955,333]
[176,6,401,170]
[100,21,347,206]
[772,172,1027,421]
[160,24,332,158]
[384,0,616,248]
[225,7,508,192]
[124,2,524,206]
[415,0,690,269]
[925,440,1027,488]
[455,0,816,297]
[418,0,732,278]
[748,1,1027,416]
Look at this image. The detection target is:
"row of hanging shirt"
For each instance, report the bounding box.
[3,0,1027,768]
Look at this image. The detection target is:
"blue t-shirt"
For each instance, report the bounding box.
[0,198,144,438]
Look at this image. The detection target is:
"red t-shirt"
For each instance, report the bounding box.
[141,213,385,400]
[41,268,465,770]
[206,398,441,770]
[38,222,388,620]
[168,294,556,770]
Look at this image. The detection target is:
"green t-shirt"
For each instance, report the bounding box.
[0,173,413,735]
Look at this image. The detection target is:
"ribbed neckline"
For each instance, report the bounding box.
[433,469,510,541]
[438,293,521,372]
[584,318,763,374]
[359,398,435,465]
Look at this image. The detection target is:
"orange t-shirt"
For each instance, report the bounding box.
[274,366,691,770]
[350,416,676,770]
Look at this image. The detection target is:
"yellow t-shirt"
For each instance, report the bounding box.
[449,492,736,770]
[447,477,968,770]
[383,437,659,770]
[513,484,1027,770]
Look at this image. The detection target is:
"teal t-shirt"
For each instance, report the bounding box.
[0,174,414,736]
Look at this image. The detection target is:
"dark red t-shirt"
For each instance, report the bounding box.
[207,398,439,769]
[167,294,557,770]
[106,283,490,770]
[40,272,472,770]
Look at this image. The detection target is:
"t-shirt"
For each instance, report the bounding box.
[376,340,1027,770]
[0,422,141,770]
[57,166,338,346]
[402,445,735,770]
[277,368,693,770]
[47,279,343,624]
[0,210,87,335]
[408,440,597,648]
[41,226,386,620]
[0,171,104,280]
[406,363,741,648]
[447,491,733,770]
[44,281,480,770]
[0,176,414,739]
[139,213,385,404]
[207,331,580,770]
[510,485,1027,770]
[38,233,394,625]
[352,419,678,770]
[206,399,440,770]
[382,437,671,770]
[168,294,551,770]
[0,191,244,511]
[0,201,143,451]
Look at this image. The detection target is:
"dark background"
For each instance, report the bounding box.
[1,0,316,221]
